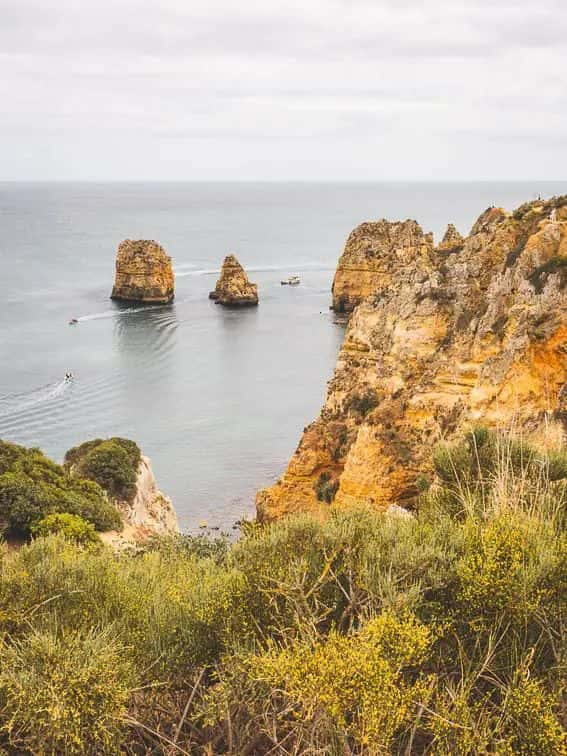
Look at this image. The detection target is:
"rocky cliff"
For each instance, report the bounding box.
[101,455,179,548]
[257,196,567,520]
[209,254,258,306]
[111,239,175,304]
[331,220,434,313]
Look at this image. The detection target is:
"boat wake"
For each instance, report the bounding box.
[174,262,333,278]
[77,304,170,322]
[0,379,72,419]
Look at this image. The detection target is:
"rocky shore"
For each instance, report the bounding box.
[111,239,175,303]
[257,196,567,520]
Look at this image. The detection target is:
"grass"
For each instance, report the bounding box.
[0,428,565,753]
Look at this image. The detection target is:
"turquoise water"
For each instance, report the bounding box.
[0,181,565,529]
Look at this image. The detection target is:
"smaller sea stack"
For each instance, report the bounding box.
[111,239,174,304]
[209,254,259,306]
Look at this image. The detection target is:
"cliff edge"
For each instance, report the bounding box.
[257,196,567,520]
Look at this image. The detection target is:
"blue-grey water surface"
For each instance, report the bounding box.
[0,182,565,530]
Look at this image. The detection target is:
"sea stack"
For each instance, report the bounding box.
[331,220,434,314]
[111,239,174,304]
[209,254,258,306]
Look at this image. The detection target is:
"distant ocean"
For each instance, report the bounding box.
[1,181,565,530]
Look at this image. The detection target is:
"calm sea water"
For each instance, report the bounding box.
[0,182,565,530]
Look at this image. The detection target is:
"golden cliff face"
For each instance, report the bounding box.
[209,254,258,306]
[111,239,174,304]
[331,220,434,313]
[257,197,567,520]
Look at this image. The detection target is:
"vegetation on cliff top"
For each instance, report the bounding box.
[0,441,122,537]
[0,429,565,753]
[64,437,141,502]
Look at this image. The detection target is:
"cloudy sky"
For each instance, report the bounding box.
[1,0,565,180]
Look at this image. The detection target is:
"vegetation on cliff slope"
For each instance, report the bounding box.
[0,430,565,754]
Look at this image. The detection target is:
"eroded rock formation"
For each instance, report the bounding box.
[111,239,175,303]
[257,196,567,520]
[331,220,434,313]
[209,254,258,306]
[101,455,179,548]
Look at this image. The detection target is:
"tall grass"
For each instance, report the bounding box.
[0,429,565,753]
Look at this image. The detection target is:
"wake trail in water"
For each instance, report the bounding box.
[174,262,333,278]
[76,303,172,322]
[0,379,72,419]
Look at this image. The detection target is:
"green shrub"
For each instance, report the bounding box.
[0,627,133,755]
[0,441,122,536]
[69,439,140,502]
[31,513,99,546]
[314,470,339,502]
[346,389,379,417]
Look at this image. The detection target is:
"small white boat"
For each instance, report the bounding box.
[281,276,300,286]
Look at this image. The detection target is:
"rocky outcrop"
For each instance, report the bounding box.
[257,196,567,520]
[101,455,179,548]
[209,254,258,306]
[438,223,464,252]
[111,239,174,303]
[331,220,434,313]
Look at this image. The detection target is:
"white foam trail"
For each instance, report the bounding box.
[77,304,170,322]
[0,379,71,418]
[175,263,333,278]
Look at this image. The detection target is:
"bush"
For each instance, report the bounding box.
[0,627,133,755]
[0,430,565,753]
[31,512,99,546]
[314,470,339,502]
[66,438,141,502]
[346,389,379,417]
[0,441,122,536]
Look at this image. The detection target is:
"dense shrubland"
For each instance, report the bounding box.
[0,429,565,754]
[0,440,122,537]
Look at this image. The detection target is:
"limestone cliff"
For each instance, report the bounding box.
[331,220,434,313]
[209,254,259,306]
[257,196,567,520]
[101,455,179,548]
[111,239,175,304]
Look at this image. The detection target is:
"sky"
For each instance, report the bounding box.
[1,0,566,181]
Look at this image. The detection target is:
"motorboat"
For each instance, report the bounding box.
[69,318,78,325]
[281,276,300,286]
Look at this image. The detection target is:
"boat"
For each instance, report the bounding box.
[281,276,300,286]
[69,318,78,325]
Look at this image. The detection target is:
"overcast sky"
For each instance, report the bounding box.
[1,0,566,180]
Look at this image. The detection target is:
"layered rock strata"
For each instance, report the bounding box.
[331,220,434,313]
[257,197,567,520]
[209,254,258,306]
[111,239,174,303]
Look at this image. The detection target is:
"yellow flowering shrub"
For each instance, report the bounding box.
[246,612,432,750]
[504,680,567,755]
[456,513,555,629]
[0,627,132,755]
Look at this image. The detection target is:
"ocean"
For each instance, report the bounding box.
[1,181,565,530]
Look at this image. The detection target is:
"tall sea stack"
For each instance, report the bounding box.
[209,254,259,306]
[111,239,175,304]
